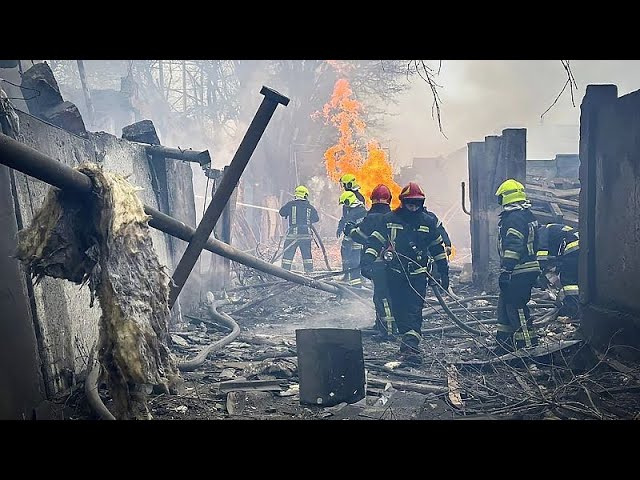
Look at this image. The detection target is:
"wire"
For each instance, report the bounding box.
[0,78,41,101]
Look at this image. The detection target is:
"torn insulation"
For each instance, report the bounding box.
[16,163,180,419]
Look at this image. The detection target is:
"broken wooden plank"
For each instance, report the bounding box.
[549,202,564,220]
[368,375,447,394]
[215,379,284,393]
[528,192,579,209]
[527,184,580,198]
[531,209,578,228]
[592,348,640,381]
[455,339,583,368]
[446,365,463,408]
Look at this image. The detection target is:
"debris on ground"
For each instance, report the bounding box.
[49,239,640,420]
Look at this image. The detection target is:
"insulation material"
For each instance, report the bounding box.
[16,163,180,419]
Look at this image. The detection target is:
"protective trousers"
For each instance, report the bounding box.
[496,271,539,350]
[558,251,580,318]
[370,264,397,335]
[341,238,363,286]
[387,270,427,339]
[281,238,313,273]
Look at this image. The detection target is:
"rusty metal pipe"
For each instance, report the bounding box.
[0,132,345,298]
[168,86,289,308]
[143,144,211,166]
[461,181,471,216]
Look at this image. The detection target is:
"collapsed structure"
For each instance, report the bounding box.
[1,60,640,420]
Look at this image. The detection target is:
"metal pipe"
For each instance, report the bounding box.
[144,144,211,167]
[0,132,342,298]
[147,208,341,296]
[461,181,471,216]
[0,133,94,193]
[168,86,289,308]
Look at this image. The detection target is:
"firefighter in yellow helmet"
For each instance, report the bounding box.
[536,223,580,319]
[337,173,366,237]
[278,185,319,273]
[494,178,541,354]
[338,190,367,286]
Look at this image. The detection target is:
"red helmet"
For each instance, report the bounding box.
[398,182,426,201]
[370,184,392,203]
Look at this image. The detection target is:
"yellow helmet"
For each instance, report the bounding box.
[495,178,527,206]
[339,191,362,207]
[294,185,309,200]
[339,173,358,190]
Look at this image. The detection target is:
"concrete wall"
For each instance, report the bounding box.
[527,155,579,180]
[5,110,184,400]
[527,159,557,178]
[579,84,640,360]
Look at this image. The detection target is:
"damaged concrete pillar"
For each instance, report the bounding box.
[211,165,237,291]
[20,62,87,137]
[467,129,526,292]
[467,141,486,287]
[578,85,618,305]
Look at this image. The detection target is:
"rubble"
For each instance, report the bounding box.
[43,237,640,420]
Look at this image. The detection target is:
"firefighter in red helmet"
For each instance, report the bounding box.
[344,184,397,338]
[361,182,450,365]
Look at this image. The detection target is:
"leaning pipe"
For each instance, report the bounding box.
[0,133,342,297]
[169,86,290,308]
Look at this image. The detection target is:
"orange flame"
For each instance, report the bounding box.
[318,78,403,208]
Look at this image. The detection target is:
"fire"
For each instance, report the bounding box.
[318,78,403,208]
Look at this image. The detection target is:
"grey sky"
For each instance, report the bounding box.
[380,60,640,164]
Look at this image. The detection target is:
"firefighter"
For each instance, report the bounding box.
[494,178,541,354]
[536,223,580,319]
[343,184,397,338]
[336,173,366,238]
[361,182,449,365]
[278,185,319,273]
[338,191,367,286]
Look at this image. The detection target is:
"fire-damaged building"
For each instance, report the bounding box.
[1,60,639,421]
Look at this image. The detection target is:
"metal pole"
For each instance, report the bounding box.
[0,132,341,297]
[168,86,289,308]
[461,181,471,216]
[143,144,211,166]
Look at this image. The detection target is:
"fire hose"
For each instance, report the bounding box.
[86,293,240,419]
[177,294,240,372]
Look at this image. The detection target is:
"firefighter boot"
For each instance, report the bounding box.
[399,331,422,366]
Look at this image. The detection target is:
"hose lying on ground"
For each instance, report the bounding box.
[85,355,116,421]
[178,293,240,372]
[431,284,488,336]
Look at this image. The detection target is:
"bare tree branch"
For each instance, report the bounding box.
[541,60,578,119]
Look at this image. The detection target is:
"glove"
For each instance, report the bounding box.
[336,227,342,238]
[499,271,512,290]
[445,246,452,257]
[343,221,356,236]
